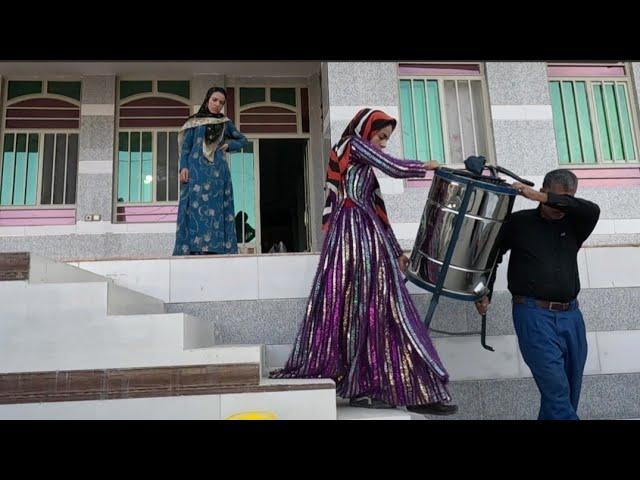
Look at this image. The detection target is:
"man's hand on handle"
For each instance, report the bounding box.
[512,182,547,203]
[397,255,410,273]
[475,295,490,315]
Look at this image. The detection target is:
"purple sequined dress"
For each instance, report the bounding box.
[270,137,451,406]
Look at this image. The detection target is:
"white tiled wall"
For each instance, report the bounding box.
[170,256,259,303]
[73,246,640,304]
[433,335,521,381]
[266,326,640,382]
[257,254,318,300]
[79,259,171,301]
[0,223,178,237]
[614,219,640,234]
[490,105,553,121]
[586,247,640,288]
[596,330,640,374]
[577,249,589,288]
[593,220,616,235]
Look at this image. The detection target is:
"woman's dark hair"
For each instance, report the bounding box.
[192,87,228,118]
[207,87,227,100]
[370,118,397,133]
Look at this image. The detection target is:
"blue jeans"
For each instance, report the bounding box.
[512,298,588,420]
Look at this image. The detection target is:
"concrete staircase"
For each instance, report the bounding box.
[0,253,336,420]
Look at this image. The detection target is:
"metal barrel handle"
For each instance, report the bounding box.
[493,165,535,187]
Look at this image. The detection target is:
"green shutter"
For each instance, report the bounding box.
[560,82,583,163]
[603,83,624,160]
[573,82,596,163]
[141,132,153,203]
[25,134,39,205]
[157,81,190,99]
[592,84,612,161]
[412,81,429,161]
[616,84,636,161]
[550,81,570,164]
[47,81,82,101]
[270,88,296,107]
[399,80,416,160]
[118,132,130,203]
[120,81,153,100]
[239,88,266,106]
[426,80,445,163]
[7,81,42,100]
[129,132,141,202]
[12,134,28,205]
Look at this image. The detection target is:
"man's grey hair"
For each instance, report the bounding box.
[543,169,578,191]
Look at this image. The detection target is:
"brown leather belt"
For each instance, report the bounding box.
[512,295,577,312]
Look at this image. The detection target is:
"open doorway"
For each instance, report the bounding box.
[258,139,309,253]
[229,138,310,254]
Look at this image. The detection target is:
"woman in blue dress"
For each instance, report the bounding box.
[173,87,249,255]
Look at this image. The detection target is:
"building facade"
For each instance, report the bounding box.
[1,61,638,418]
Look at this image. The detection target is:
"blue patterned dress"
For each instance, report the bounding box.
[173,120,249,255]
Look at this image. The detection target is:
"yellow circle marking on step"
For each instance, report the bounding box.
[225,411,277,420]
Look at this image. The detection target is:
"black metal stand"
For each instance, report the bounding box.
[423,184,473,330]
[480,314,494,352]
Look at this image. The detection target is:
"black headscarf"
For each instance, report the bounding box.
[191,87,228,144]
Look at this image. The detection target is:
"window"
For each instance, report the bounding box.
[47,81,82,101]
[115,80,190,209]
[270,88,297,107]
[239,87,296,108]
[7,81,43,100]
[239,87,267,106]
[119,81,153,100]
[548,63,639,164]
[235,86,309,135]
[117,131,179,203]
[1,80,80,207]
[398,64,492,164]
[157,81,190,100]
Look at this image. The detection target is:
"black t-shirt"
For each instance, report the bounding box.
[489,193,600,302]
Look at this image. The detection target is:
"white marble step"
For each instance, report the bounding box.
[337,405,412,420]
[1,307,261,373]
[28,253,166,315]
[0,376,336,420]
[107,283,165,315]
[335,397,413,420]
[30,254,106,284]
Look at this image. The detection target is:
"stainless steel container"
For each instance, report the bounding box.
[406,168,517,301]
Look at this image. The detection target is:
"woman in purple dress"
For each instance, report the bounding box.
[270,108,457,415]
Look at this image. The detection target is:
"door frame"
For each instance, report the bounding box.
[228,138,261,254]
